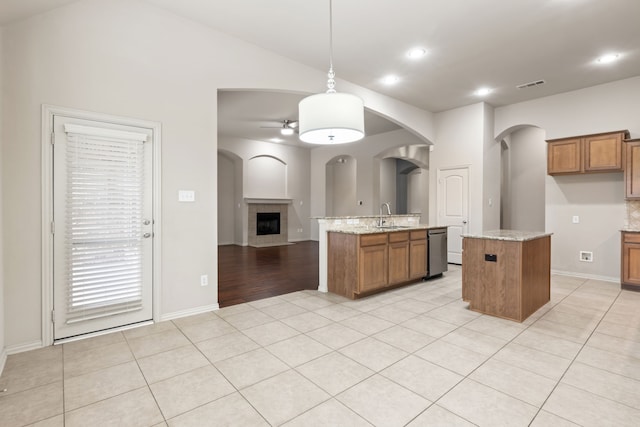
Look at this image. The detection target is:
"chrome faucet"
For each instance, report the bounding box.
[379,202,392,226]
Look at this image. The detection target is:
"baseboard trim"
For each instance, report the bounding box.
[551,269,619,284]
[160,303,220,322]
[5,340,44,356]
[0,347,7,376]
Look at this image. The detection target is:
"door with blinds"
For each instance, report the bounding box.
[53,115,153,340]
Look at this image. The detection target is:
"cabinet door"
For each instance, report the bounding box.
[359,244,388,292]
[548,139,582,174]
[409,239,427,279]
[584,133,623,172]
[622,235,640,287]
[625,141,640,199]
[389,241,410,285]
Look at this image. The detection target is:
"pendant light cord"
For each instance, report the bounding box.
[327,0,336,93]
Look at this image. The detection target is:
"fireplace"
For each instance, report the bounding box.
[257,212,281,236]
[246,200,290,247]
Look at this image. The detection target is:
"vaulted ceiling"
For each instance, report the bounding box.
[2,0,640,143]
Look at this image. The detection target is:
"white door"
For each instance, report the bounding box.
[53,115,154,340]
[437,166,469,264]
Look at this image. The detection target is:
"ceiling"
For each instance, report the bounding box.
[2,0,640,144]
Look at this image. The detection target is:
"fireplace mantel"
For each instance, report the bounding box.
[244,198,293,205]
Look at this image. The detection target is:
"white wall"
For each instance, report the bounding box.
[430,103,486,233]
[0,26,5,368]
[504,127,546,231]
[217,152,236,245]
[379,158,396,213]
[310,129,429,239]
[1,0,434,349]
[218,136,311,244]
[246,156,287,199]
[329,159,357,216]
[482,103,500,230]
[495,77,640,280]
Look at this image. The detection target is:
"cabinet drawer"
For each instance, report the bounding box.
[389,231,409,243]
[410,230,427,240]
[360,233,388,247]
[623,232,640,244]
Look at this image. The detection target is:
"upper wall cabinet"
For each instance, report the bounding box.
[547,130,629,175]
[625,139,640,199]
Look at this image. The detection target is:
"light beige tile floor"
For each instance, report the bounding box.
[2,266,640,426]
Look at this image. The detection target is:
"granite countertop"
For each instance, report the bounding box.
[328,224,447,235]
[461,230,552,242]
[621,229,640,233]
[313,214,420,220]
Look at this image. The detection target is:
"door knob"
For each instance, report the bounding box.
[143,219,151,225]
[462,220,468,224]
[143,232,151,238]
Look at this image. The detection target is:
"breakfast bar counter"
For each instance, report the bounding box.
[461,230,552,322]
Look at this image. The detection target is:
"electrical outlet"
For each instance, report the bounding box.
[572,216,580,224]
[200,274,208,286]
[579,251,593,262]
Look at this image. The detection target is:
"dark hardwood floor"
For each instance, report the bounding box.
[217,241,319,308]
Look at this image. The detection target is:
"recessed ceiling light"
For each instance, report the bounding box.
[382,75,400,85]
[269,138,283,143]
[474,87,492,97]
[596,53,620,64]
[407,47,427,59]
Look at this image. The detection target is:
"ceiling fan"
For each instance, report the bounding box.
[260,119,298,136]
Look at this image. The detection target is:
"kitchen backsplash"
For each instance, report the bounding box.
[626,200,640,230]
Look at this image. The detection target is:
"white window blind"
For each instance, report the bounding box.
[63,124,148,324]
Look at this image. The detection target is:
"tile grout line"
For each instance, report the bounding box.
[526,280,626,424]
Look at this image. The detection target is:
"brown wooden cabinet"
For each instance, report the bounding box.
[547,130,628,175]
[625,139,640,199]
[359,234,388,292]
[328,228,429,299]
[409,230,428,279]
[621,231,640,291]
[462,234,551,322]
[388,232,410,285]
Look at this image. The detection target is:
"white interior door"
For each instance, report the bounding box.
[53,115,154,340]
[437,166,469,264]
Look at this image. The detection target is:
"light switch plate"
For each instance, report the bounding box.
[179,190,195,202]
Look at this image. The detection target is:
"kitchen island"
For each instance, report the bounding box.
[326,223,447,299]
[461,230,551,322]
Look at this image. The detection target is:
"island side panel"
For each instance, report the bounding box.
[520,236,551,319]
[327,232,358,298]
[462,237,522,321]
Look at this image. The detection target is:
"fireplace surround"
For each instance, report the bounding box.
[246,200,290,247]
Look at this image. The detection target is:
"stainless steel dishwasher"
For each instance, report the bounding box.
[426,227,448,278]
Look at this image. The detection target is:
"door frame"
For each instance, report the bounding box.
[41,105,162,346]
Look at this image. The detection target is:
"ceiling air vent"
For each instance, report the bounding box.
[516,79,546,89]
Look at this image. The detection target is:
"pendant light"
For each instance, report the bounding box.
[298,0,365,144]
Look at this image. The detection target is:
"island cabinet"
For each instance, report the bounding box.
[625,139,640,199]
[328,229,429,299]
[462,231,551,322]
[621,231,640,291]
[388,232,410,285]
[547,130,629,175]
[358,234,388,293]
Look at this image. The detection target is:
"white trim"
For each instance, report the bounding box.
[160,304,220,322]
[244,198,292,204]
[551,269,619,283]
[0,348,7,375]
[5,340,43,355]
[41,105,162,346]
[63,123,149,142]
[53,320,154,345]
